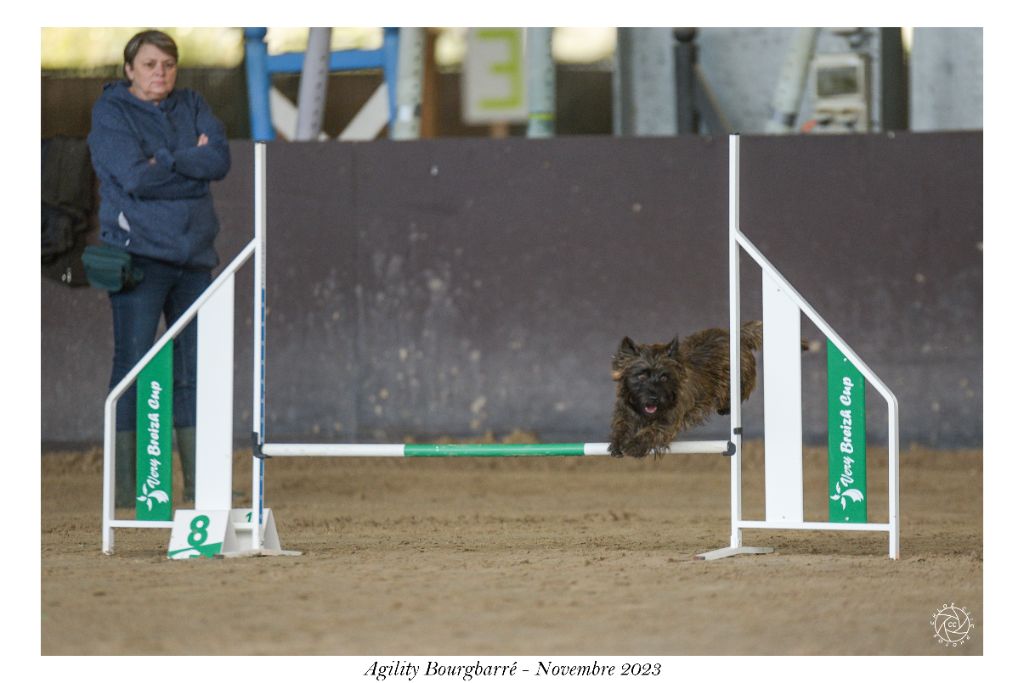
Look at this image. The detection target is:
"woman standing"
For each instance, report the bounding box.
[88,30,231,507]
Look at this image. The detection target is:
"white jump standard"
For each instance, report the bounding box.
[100,135,900,560]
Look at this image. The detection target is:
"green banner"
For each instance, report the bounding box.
[136,343,173,520]
[828,341,867,523]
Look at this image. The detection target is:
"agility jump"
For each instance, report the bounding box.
[101,135,899,560]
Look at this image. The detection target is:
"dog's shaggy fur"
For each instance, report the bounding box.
[608,320,763,459]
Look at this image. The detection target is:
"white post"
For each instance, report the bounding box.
[252,142,267,550]
[195,275,235,510]
[728,134,743,550]
[889,400,900,559]
[761,269,805,522]
[695,135,774,561]
[101,403,116,553]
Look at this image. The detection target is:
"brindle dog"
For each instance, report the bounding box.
[608,321,764,459]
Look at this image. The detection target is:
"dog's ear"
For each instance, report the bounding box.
[667,335,679,357]
[618,336,639,357]
[612,337,639,378]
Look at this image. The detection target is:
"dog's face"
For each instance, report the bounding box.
[612,336,683,420]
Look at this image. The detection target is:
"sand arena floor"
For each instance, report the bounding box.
[41,440,981,656]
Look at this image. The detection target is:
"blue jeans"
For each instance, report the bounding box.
[109,256,211,432]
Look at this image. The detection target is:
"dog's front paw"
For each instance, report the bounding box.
[608,443,625,458]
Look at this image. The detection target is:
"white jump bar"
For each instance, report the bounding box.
[738,520,892,532]
[108,520,175,529]
[260,440,731,457]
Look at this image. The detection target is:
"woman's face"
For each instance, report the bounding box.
[126,43,177,103]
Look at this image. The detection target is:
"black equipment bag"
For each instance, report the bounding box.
[41,137,96,287]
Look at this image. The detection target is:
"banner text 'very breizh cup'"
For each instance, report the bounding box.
[136,343,173,521]
[828,341,867,523]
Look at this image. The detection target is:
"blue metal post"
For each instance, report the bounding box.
[244,28,275,141]
[382,27,400,135]
[245,27,401,141]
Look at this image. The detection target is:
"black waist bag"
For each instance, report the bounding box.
[82,245,144,292]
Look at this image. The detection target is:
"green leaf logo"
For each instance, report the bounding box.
[136,483,170,512]
[829,482,865,510]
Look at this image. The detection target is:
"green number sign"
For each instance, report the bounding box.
[476,28,524,111]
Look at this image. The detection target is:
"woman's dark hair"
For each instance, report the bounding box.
[123,30,179,78]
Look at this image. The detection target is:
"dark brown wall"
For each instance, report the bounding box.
[41,132,982,448]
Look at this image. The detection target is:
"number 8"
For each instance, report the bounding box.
[188,514,210,548]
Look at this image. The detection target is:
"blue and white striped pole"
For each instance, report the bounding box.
[252,142,267,550]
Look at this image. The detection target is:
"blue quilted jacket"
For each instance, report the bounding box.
[87,81,230,268]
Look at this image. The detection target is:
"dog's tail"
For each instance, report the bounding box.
[742,319,811,352]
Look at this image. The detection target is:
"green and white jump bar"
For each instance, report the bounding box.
[260,440,730,458]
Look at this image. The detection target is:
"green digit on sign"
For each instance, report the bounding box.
[189,515,210,549]
[477,28,523,110]
[168,513,224,559]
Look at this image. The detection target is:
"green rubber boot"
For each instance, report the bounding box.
[176,427,196,504]
[114,431,137,508]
